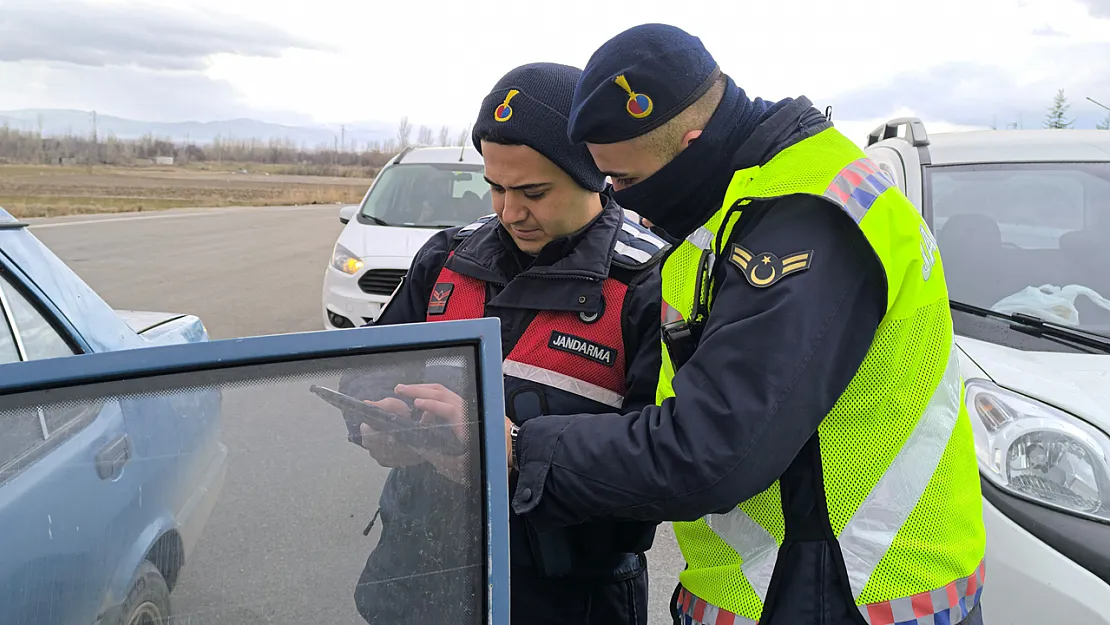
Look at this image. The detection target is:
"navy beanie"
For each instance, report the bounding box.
[472,62,606,192]
[568,23,721,145]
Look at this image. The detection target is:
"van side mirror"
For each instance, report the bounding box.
[339,204,358,225]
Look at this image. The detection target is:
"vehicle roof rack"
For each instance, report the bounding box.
[866,117,930,148]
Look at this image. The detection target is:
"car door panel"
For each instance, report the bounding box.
[0,318,510,625]
[0,398,130,625]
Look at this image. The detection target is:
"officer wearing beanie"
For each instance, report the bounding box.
[502,24,988,625]
[341,62,668,625]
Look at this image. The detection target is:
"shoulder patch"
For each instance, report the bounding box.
[612,218,670,268]
[728,244,813,288]
[454,213,498,240]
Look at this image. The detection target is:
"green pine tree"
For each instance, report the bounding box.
[1098,113,1110,130]
[1044,89,1075,129]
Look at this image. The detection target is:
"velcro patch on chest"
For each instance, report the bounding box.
[428,282,454,315]
[548,331,617,367]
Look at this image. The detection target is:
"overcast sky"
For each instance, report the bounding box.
[2,0,1110,140]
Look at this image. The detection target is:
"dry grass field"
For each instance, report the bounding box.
[0,164,373,218]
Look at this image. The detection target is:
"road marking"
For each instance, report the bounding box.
[28,205,337,229]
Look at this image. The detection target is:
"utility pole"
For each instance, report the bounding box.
[36,113,44,163]
[340,124,346,152]
[88,110,98,173]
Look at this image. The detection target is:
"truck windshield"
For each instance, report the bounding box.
[927,161,1110,337]
[359,162,489,228]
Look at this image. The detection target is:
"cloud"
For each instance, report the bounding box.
[1079,0,1110,17]
[0,62,260,123]
[1033,24,1068,36]
[822,42,1110,129]
[0,0,324,71]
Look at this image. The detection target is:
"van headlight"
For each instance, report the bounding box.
[331,244,364,275]
[967,379,1110,522]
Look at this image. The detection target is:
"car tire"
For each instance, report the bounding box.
[118,560,171,625]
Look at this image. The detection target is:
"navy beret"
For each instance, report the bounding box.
[472,62,606,192]
[568,23,721,145]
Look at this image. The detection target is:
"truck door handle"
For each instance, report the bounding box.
[96,434,130,480]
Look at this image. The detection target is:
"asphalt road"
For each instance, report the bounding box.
[30,205,684,625]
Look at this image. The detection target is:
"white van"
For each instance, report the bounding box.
[322,146,488,328]
[865,119,1110,625]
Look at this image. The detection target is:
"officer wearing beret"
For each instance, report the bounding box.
[343,62,667,624]
[500,23,988,625]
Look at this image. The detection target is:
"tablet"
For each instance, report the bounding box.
[310,385,468,456]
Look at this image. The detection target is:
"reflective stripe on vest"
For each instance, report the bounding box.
[823,158,895,224]
[701,342,964,602]
[677,557,986,625]
[502,360,624,409]
[426,257,629,409]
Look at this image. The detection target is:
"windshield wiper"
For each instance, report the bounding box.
[363,215,390,226]
[951,300,1110,351]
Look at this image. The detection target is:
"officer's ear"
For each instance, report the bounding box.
[679,129,703,152]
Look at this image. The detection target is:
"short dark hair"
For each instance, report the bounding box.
[473,126,522,147]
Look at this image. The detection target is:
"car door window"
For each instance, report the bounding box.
[0,406,46,480]
[0,276,76,361]
[0,318,509,625]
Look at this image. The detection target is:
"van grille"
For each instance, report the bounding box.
[358,269,407,296]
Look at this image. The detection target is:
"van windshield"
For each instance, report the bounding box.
[927,162,1110,336]
[359,162,490,228]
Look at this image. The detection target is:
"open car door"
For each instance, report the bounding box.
[0,318,510,625]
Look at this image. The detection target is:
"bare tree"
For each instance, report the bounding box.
[455,125,470,147]
[397,116,412,148]
[438,125,451,146]
[417,125,434,145]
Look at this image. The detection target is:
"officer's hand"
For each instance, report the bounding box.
[393,384,474,486]
[393,384,469,441]
[358,398,423,468]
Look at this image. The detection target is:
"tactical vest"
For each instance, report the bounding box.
[659,128,987,624]
[425,214,668,412]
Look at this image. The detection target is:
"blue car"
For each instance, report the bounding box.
[0,207,227,625]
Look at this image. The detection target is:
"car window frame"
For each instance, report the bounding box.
[0,281,23,365]
[0,256,87,359]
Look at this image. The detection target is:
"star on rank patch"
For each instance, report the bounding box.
[728,244,813,288]
[494,89,519,122]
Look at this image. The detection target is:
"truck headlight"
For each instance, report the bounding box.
[967,379,1110,522]
[330,244,364,275]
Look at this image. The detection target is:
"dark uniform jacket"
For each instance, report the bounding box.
[340,193,667,623]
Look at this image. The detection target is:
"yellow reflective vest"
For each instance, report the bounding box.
[658,126,987,624]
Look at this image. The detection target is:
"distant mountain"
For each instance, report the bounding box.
[0,109,435,149]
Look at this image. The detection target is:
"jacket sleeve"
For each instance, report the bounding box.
[619,264,663,413]
[369,228,455,328]
[336,229,455,443]
[511,195,887,528]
